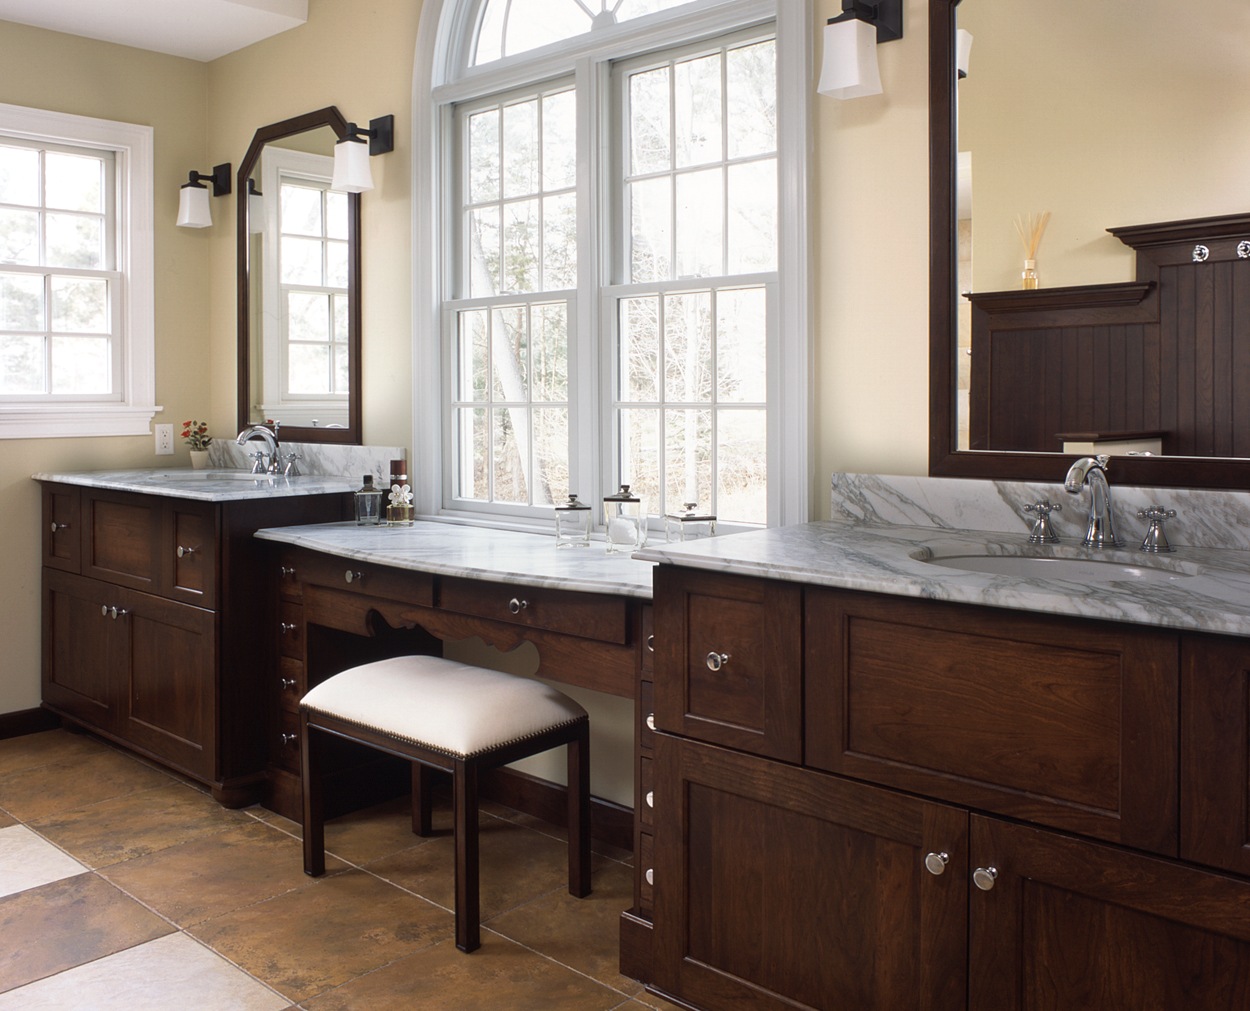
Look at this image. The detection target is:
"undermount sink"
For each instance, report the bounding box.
[144,470,276,482]
[912,544,1203,584]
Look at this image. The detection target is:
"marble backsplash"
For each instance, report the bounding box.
[208,441,407,483]
[830,472,1250,552]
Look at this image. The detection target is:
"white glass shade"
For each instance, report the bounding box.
[247,189,265,234]
[956,28,974,79]
[331,137,373,193]
[176,183,212,228]
[817,18,882,100]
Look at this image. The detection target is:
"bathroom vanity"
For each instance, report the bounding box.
[632,478,1250,1010]
[36,470,354,805]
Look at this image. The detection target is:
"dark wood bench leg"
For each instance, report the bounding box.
[301,710,326,877]
[453,758,481,952]
[412,763,434,837]
[567,720,592,897]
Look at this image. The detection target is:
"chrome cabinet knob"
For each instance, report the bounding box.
[100,605,128,620]
[645,713,656,732]
[280,677,297,690]
[645,868,654,886]
[176,545,196,558]
[344,569,363,584]
[508,597,528,614]
[281,732,298,746]
[50,521,68,534]
[973,866,998,891]
[924,851,950,876]
[280,622,297,634]
[280,566,297,577]
[645,790,654,809]
[705,651,730,671]
[646,634,655,653]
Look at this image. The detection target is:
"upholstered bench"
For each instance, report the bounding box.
[300,655,592,952]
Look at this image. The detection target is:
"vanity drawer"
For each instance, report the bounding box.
[295,550,434,608]
[272,708,302,773]
[639,753,654,829]
[168,502,217,608]
[42,484,81,573]
[637,830,654,915]
[638,680,656,752]
[652,567,802,762]
[438,576,629,644]
[278,601,304,659]
[805,588,1179,855]
[639,605,655,676]
[278,655,305,708]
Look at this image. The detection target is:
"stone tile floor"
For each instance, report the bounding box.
[0,729,674,1010]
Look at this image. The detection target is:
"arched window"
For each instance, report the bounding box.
[413,0,811,531]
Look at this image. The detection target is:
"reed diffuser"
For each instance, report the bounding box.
[1014,211,1051,290]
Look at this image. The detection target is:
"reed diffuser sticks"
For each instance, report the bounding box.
[1015,211,1051,289]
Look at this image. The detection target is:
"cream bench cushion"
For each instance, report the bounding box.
[300,655,587,759]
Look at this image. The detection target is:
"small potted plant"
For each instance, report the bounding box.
[182,419,212,469]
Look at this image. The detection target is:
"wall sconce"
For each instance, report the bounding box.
[330,115,395,194]
[956,28,974,80]
[817,0,903,100]
[176,163,231,228]
[247,179,265,235]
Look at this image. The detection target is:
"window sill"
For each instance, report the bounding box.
[0,405,161,440]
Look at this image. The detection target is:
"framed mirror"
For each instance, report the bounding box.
[237,107,361,445]
[929,0,1250,489]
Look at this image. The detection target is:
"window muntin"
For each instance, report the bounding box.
[0,138,121,399]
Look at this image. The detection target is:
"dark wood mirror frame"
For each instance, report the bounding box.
[237,107,362,445]
[927,0,1245,490]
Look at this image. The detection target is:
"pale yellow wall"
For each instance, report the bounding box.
[0,24,211,714]
[0,0,940,810]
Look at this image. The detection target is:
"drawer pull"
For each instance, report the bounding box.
[924,851,950,876]
[508,597,528,614]
[280,622,297,634]
[281,732,298,746]
[645,713,656,732]
[344,569,364,584]
[645,790,654,809]
[280,566,297,577]
[50,521,68,534]
[645,868,654,886]
[973,866,998,891]
[176,545,197,558]
[100,605,128,620]
[281,678,297,690]
[705,651,730,672]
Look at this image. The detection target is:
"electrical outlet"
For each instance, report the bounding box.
[155,424,174,456]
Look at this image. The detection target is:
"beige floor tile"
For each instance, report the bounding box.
[103,820,346,926]
[0,932,286,1010]
[0,729,112,778]
[31,780,253,868]
[0,872,173,992]
[188,869,451,1003]
[0,825,89,899]
[302,935,629,1011]
[364,813,596,919]
[0,747,172,823]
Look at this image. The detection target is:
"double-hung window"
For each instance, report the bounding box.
[420,0,809,530]
[0,104,154,438]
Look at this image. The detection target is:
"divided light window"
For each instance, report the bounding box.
[0,139,120,398]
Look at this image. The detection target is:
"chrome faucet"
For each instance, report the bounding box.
[1063,455,1123,548]
[236,424,280,474]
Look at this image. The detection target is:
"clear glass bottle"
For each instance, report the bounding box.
[386,459,415,526]
[603,484,644,553]
[664,502,717,542]
[1021,258,1039,290]
[554,494,592,548]
[354,475,383,525]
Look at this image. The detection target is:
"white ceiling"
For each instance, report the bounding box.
[0,0,308,62]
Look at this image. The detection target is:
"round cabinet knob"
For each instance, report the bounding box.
[280,678,297,690]
[924,851,950,876]
[645,790,654,809]
[508,597,528,614]
[973,866,999,892]
[280,566,296,577]
[705,651,730,672]
[280,622,297,634]
[100,604,110,618]
[176,545,196,558]
[645,713,656,732]
[281,732,298,746]
[50,521,68,534]
[646,634,655,653]
[645,868,654,886]
[344,570,363,584]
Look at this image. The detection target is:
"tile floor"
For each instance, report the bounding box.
[0,728,674,1010]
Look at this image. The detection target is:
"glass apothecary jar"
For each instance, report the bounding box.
[554,494,592,548]
[603,484,645,554]
[664,502,716,542]
[387,460,415,526]
[354,475,383,525]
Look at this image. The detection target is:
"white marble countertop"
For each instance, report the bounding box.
[34,468,360,503]
[254,521,656,599]
[637,522,1250,636]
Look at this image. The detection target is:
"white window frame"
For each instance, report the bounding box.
[412,0,812,528]
[0,103,156,439]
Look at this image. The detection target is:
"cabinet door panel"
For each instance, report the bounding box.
[168,502,217,607]
[43,571,119,728]
[42,485,81,572]
[807,588,1179,853]
[82,492,162,591]
[970,816,1250,1010]
[653,567,802,761]
[123,589,217,781]
[654,734,967,1011]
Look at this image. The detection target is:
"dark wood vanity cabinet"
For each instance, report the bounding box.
[645,564,1250,1010]
[40,482,347,803]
